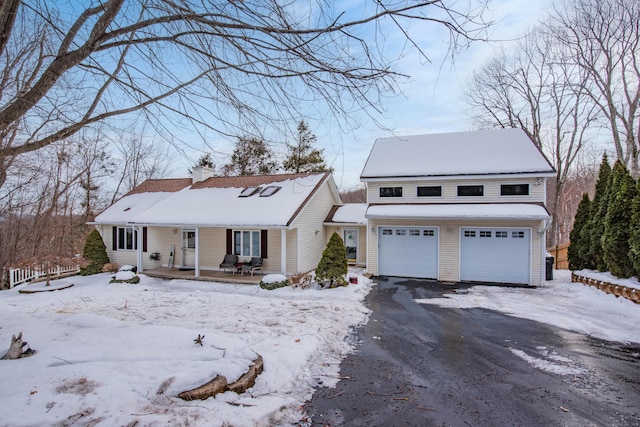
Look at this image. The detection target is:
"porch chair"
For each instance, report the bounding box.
[219,254,238,273]
[241,257,263,276]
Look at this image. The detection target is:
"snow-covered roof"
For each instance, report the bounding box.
[366,203,550,220]
[324,203,367,225]
[360,128,555,179]
[94,172,335,228]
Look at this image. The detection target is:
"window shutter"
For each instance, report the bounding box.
[112,227,117,251]
[142,227,148,252]
[226,229,233,254]
[261,230,268,259]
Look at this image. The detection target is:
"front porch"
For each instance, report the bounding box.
[142,267,264,285]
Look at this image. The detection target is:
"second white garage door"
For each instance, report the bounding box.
[378,227,438,279]
[460,228,530,285]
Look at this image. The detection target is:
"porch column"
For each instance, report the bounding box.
[281,229,287,275]
[136,226,143,273]
[195,227,200,277]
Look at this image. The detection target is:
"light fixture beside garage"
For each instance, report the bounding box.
[534,178,542,186]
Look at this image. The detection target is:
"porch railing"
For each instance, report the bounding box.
[8,261,81,289]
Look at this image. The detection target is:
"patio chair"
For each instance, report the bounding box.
[241,257,263,276]
[219,254,238,273]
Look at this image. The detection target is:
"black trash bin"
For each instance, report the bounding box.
[545,256,554,281]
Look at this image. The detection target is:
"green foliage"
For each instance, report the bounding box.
[282,120,333,173]
[602,161,636,278]
[629,179,640,277]
[195,153,215,168]
[80,229,109,275]
[568,193,591,270]
[224,136,277,176]
[585,154,611,270]
[316,232,348,288]
[259,278,289,290]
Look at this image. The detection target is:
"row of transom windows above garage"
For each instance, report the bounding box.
[376,183,533,199]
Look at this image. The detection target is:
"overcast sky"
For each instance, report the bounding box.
[168,0,555,191]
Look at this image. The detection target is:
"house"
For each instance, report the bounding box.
[92,170,342,277]
[360,128,556,286]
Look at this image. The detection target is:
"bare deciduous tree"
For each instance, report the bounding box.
[550,0,640,176]
[464,28,598,245]
[0,0,489,188]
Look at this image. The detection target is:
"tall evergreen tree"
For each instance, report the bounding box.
[282,120,333,173]
[584,154,612,270]
[629,179,640,277]
[602,161,636,278]
[224,136,277,176]
[568,193,591,270]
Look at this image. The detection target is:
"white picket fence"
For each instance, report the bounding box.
[8,261,81,288]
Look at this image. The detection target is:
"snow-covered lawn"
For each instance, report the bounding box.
[0,273,372,427]
[416,269,640,345]
[2,269,639,426]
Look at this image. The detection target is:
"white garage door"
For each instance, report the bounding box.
[378,227,438,279]
[460,228,530,284]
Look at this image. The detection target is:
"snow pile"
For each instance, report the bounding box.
[0,272,373,426]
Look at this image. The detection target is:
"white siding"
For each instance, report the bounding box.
[367,177,545,205]
[291,181,339,274]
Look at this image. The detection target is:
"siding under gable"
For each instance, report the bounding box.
[367,177,545,205]
[290,179,339,274]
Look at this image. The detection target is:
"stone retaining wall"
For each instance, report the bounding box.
[571,272,640,305]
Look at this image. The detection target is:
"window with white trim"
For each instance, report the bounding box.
[423,229,435,237]
[117,226,137,250]
[396,229,407,236]
[512,231,525,239]
[234,230,261,257]
[480,231,492,238]
[417,186,442,197]
[457,185,484,197]
[182,230,196,249]
[501,184,529,196]
[464,230,476,237]
[409,229,420,236]
[496,231,508,238]
[380,186,403,197]
[382,229,393,235]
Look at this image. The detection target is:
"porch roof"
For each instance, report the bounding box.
[365,203,550,221]
[324,203,367,225]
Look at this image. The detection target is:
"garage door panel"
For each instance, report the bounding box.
[460,228,530,284]
[379,227,438,279]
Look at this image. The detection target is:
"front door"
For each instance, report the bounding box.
[343,229,358,263]
[181,229,196,268]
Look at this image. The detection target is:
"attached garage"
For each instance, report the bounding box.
[460,227,531,285]
[378,226,438,279]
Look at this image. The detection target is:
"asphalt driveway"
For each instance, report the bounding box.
[303,277,640,426]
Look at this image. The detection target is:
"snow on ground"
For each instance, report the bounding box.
[416,270,640,345]
[0,273,373,427]
[3,268,638,426]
